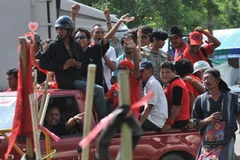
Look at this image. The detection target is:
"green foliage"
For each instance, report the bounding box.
[75,0,240,31]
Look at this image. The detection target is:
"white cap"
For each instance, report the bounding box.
[193,60,211,74]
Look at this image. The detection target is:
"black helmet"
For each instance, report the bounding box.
[55,16,74,30]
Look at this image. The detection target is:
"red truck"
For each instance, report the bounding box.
[0,89,201,160]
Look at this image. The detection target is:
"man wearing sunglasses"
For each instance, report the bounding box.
[40,15,109,121]
[72,4,134,93]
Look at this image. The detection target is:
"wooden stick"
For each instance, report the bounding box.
[81,64,96,160]
[26,138,34,160]
[118,71,132,160]
[38,72,51,120]
[1,131,24,156]
[33,69,39,118]
[39,93,50,126]
[29,94,41,160]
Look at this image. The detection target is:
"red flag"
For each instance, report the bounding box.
[5,38,34,159]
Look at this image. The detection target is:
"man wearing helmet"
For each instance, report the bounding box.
[40,15,108,120]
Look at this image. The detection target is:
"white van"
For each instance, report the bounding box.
[0,0,128,90]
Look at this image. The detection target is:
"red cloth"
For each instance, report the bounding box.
[5,39,34,159]
[106,83,119,109]
[129,75,140,118]
[105,75,140,118]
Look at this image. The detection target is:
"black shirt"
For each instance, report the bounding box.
[81,39,109,86]
[39,37,83,89]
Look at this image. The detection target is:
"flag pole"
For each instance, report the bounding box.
[81,64,96,160]
[118,71,132,160]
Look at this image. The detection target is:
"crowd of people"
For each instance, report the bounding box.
[2,3,240,160]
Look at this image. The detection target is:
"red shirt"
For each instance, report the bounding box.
[105,75,140,118]
[129,75,140,118]
[106,83,119,109]
[174,42,188,62]
[163,77,190,121]
[177,43,213,64]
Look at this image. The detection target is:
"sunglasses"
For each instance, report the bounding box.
[75,35,87,40]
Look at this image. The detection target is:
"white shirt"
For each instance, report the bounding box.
[102,46,117,89]
[144,76,168,128]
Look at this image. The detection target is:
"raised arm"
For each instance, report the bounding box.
[104,8,119,45]
[71,4,80,37]
[195,26,221,50]
[103,13,134,45]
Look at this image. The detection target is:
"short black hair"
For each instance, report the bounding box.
[6,68,18,79]
[141,26,153,35]
[127,27,138,40]
[150,29,168,43]
[91,24,103,32]
[160,61,175,72]
[175,59,193,77]
[121,33,137,45]
[76,27,91,40]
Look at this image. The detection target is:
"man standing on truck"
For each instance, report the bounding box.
[193,68,240,160]
[39,15,108,120]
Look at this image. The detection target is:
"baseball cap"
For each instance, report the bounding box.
[189,31,202,46]
[193,60,211,74]
[139,61,153,70]
[169,25,183,37]
[118,60,134,71]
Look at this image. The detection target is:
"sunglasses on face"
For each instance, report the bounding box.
[75,35,87,40]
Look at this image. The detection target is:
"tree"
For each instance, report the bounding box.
[74,0,240,32]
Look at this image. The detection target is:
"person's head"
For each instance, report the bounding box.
[25,32,42,51]
[202,68,230,92]
[91,24,105,44]
[41,38,53,52]
[140,26,153,46]
[127,27,138,40]
[150,29,168,49]
[45,106,61,128]
[188,31,203,54]
[75,27,91,48]
[159,61,176,83]
[169,25,184,49]
[118,60,134,76]
[175,59,193,77]
[193,60,211,79]
[121,33,137,55]
[139,61,153,82]
[55,15,74,39]
[6,68,18,90]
